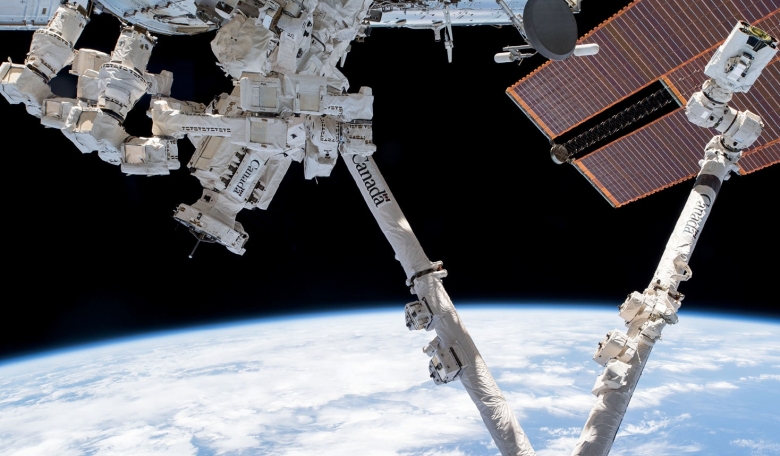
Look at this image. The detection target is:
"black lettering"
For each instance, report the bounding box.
[368,186,382,198]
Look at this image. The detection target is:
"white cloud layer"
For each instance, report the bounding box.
[618,411,690,436]
[731,439,780,455]
[0,307,778,455]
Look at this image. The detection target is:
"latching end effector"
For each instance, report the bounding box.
[704,21,777,93]
[686,21,776,151]
[423,336,466,385]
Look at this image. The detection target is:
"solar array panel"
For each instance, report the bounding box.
[739,139,780,174]
[574,56,779,207]
[507,0,777,138]
[573,111,711,206]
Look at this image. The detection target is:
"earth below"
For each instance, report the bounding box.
[1,305,778,455]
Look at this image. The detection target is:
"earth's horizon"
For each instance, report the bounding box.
[1,304,778,455]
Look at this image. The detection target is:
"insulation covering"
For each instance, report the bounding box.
[26,5,87,79]
[211,15,276,79]
[322,89,374,121]
[252,156,293,209]
[274,13,314,73]
[64,107,129,155]
[238,74,283,113]
[44,4,86,43]
[121,137,179,175]
[192,191,242,229]
[76,70,100,102]
[70,49,110,76]
[0,62,53,116]
[174,190,248,255]
[282,73,325,113]
[97,64,150,118]
[110,28,154,70]
[224,150,267,201]
[313,0,373,70]
[342,122,376,156]
[304,115,340,179]
[40,97,77,128]
[414,272,535,456]
[27,31,77,80]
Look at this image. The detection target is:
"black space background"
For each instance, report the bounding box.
[1,1,778,361]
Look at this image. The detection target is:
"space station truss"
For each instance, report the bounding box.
[507,0,779,207]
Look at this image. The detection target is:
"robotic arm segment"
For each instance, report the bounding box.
[572,22,776,456]
[0,62,53,116]
[26,4,88,81]
[97,27,158,121]
[0,4,88,116]
[343,146,536,454]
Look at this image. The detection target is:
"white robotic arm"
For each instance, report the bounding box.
[571,22,777,456]
[344,150,536,456]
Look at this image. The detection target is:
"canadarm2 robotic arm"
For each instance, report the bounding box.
[570,21,777,456]
[342,134,536,456]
